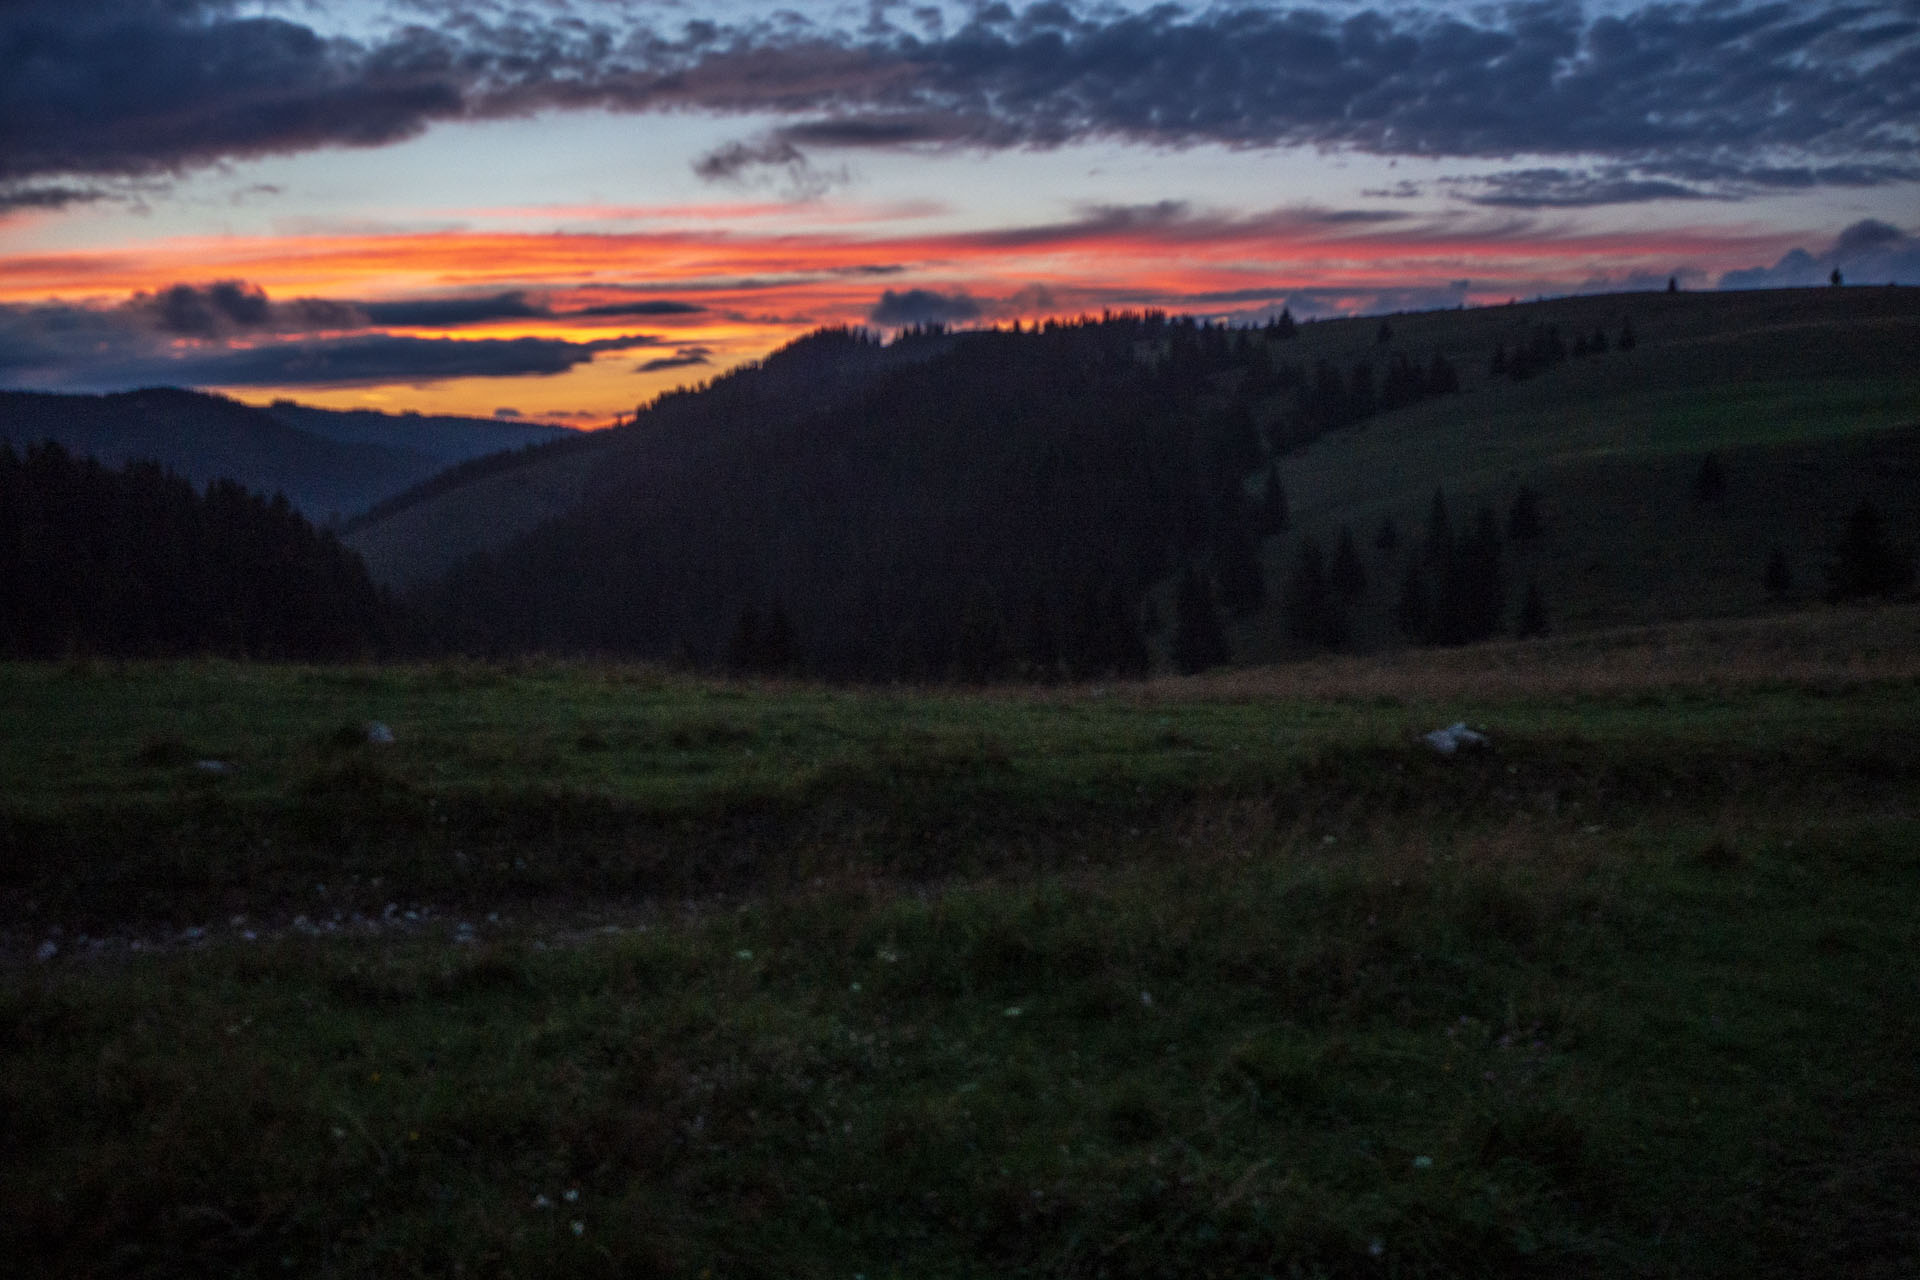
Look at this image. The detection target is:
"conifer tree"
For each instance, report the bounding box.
[1693,454,1728,504]
[1422,488,1452,567]
[1282,535,1347,650]
[1764,548,1792,602]
[1256,463,1290,534]
[1394,560,1430,642]
[1171,565,1231,674]
[1826,500,1914,600]
[1507,485,1544,540]
[1515,579,1549,638]
[1330,524,1367,603]
[1212,519,1267,618]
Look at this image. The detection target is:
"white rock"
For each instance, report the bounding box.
[366,721,395,744]
[1423,722,1489,755]
[34,940,57,962]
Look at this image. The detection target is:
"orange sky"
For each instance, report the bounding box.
[0,213,1803,424]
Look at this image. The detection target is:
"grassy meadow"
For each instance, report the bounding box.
[5,606,1920,1276]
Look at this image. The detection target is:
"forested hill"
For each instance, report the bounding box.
[413,309,1465,676]
[0,442,398,659]
[404,286,1920,681]
[0,388,569,524]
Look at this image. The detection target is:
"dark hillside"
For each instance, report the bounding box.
[0,388,571,524]
[0,442,397,658]
[403,288,1919,678]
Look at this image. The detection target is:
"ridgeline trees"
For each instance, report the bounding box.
[416,313,1467,681]
[0,442,395,659]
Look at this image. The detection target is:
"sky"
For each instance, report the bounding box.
[1,0,1916,426]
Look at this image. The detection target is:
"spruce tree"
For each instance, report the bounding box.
[1282,536,1347,650]
[1507,486,1544,540]
[1394,560,1430,643]
[1422,488,1452,567]
[1256,463,1290,534]
[1826,499,1914,600]
[1212,520,1267,618]
[1764,548,1792,602]
[1693,454,1728,504]
[1515,579,1549,638]
[1171,565,1231,674]
[1330,524,1367,603]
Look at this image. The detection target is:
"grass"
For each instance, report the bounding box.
[4,608,1920,1275]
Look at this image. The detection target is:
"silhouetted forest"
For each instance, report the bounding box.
[0,442,396,658]
[417,313,1464,679]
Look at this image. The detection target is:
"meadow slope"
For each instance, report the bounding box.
[4,607,1918,1276]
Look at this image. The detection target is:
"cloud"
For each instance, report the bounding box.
[5,1,1914,198]
[0,184,113,215]
[1449,168,1718,209]
[0,291,662,390]
[635,346,715,373]
[691,136,849,200]
[570,299,707,317]
[121,280,366,336]
[1718,219,1920,289]
[868,288,983,327]
[361,291,550,326]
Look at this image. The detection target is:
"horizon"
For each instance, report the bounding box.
[3,0,1917,426]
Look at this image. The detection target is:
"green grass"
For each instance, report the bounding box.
[5,617,1920,1275]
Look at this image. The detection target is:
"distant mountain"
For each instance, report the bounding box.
[261,401,570,462]
[374,288,1919,680]
[0,387,572,524]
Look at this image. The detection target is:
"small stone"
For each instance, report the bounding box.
[34,940,57,963]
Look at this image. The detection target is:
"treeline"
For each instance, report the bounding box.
[414,311,1481,681]
[0,442,396,659]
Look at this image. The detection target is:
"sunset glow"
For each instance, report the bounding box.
[4,1,1915,424]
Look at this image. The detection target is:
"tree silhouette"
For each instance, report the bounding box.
[1764,548,1792,602]
[1171,565,1231,674]
[1282,535,1348,650]
[1693,455,1728,504]
[1826,500,1913,600]
[1515,579,1549,638]
[1507,486,1544,540]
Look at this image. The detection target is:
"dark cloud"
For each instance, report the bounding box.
[0,184,113,214]
[121,280,366,336]
[691,136,849,199]
[1450,168,1717,209]
[361,292,550,327]
[156,333,658,386]
[569,299,707,317]
[635,346,715,373]
[0,293,662,390]
[6,1,1914,198]
[869,288,983,327]
[1718,219,1920,289]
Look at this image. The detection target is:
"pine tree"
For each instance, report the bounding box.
[1375,515,1400,554]
[1330,524,1367,603]
[1394,560,1430,643]
[1618,317,1637,350]
[1282,536,1347,650]
[1826,499,1914,600]
[1515,579,1549,638]
[1212,519,1267,618]
[1763,548,1792,601]
[1256,463,1290,534]
[1171,565,1231,674]
[1422,488,1452,567]
[1507,486,1544,540]
[1693,454,1728,504]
